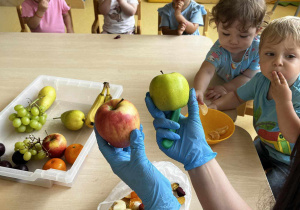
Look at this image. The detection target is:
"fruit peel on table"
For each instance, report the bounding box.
[149,72,189,111]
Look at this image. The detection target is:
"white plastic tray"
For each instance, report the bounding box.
[0,75,123,188]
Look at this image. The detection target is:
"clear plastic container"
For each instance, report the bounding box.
[0,75,123,188]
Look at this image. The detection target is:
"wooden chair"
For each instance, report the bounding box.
[16,5,29,32]
[16,5,74,33]
[91,0,141,34]
[158,8,210,36]
[271,0,300,16]
[237,100,254,116]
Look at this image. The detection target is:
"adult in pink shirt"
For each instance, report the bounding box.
[22,0,74,33]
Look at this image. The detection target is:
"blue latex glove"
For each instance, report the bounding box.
[94,125,181,210]
[145,88,217,171]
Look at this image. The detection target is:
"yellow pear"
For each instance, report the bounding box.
[55,110,85,131]
[37,86,56,112]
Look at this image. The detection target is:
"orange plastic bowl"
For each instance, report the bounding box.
[186,108,235,145]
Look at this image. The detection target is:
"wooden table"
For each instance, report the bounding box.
[0,33,273,210]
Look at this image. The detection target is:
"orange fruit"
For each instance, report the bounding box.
[199,103,208,115]
[42,158,67,171]
[64,144,83,164]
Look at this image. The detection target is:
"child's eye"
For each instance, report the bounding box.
[286,54,296,59]
[222,33,229,36]
[265,52,274,56]
[240,35,249,38]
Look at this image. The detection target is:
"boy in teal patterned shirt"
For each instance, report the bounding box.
[209,16,300,198]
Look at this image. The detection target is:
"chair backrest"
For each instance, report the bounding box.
[16,5,74,33]
[16,5,29,32]
[237,100,254,116]
[158,8,210,36]
[92,0,141,34]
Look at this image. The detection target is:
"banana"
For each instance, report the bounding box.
[104,83,112,103]
[85,82,107,128]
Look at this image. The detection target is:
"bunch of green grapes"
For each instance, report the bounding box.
[8,102,47,133]
[14,135,47,161]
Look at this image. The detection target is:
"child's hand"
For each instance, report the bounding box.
[38,0,49,13]
[270,71,292,104]
[195,89,205,105]
[177,21,187,35]
[205,85,228,101]
[175,0,184,11]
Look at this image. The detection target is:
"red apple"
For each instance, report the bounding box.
[42,133,67,158]
[95,98,140,148]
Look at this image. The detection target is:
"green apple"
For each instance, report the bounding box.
[149,72,189,111]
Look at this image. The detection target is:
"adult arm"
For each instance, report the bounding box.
[94,126,180,210]
[146,89,250,209]
[189,159,251,210]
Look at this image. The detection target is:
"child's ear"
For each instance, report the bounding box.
[215,21,219,29]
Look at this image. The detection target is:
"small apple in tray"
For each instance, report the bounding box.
[95,98,140,148]
[42,133,67,158]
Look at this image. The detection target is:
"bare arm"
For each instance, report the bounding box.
[161,22,187,35]
[174,2,198,34]
[206,69,259,101]
[189,159,251,210]
[98,0,112,15]
[23,0,48,29]
[276,101,300,143]
[63,12,74,33]
[223,69,259,92]
[174,11,198,34]
[161,26,181,35]
[194,61,216,104]
[271,71,300,143]
[209,91,244,110]
[117,0,137,16]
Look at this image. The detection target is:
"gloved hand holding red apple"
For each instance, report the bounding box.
[94,98,140,148]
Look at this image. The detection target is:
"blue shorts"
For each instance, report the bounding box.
[254,139,290,199]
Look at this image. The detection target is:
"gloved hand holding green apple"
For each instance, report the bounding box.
[149,71,189,148]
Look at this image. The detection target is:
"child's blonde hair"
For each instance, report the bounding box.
[210,0,266,31]
[259,16,300,50]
